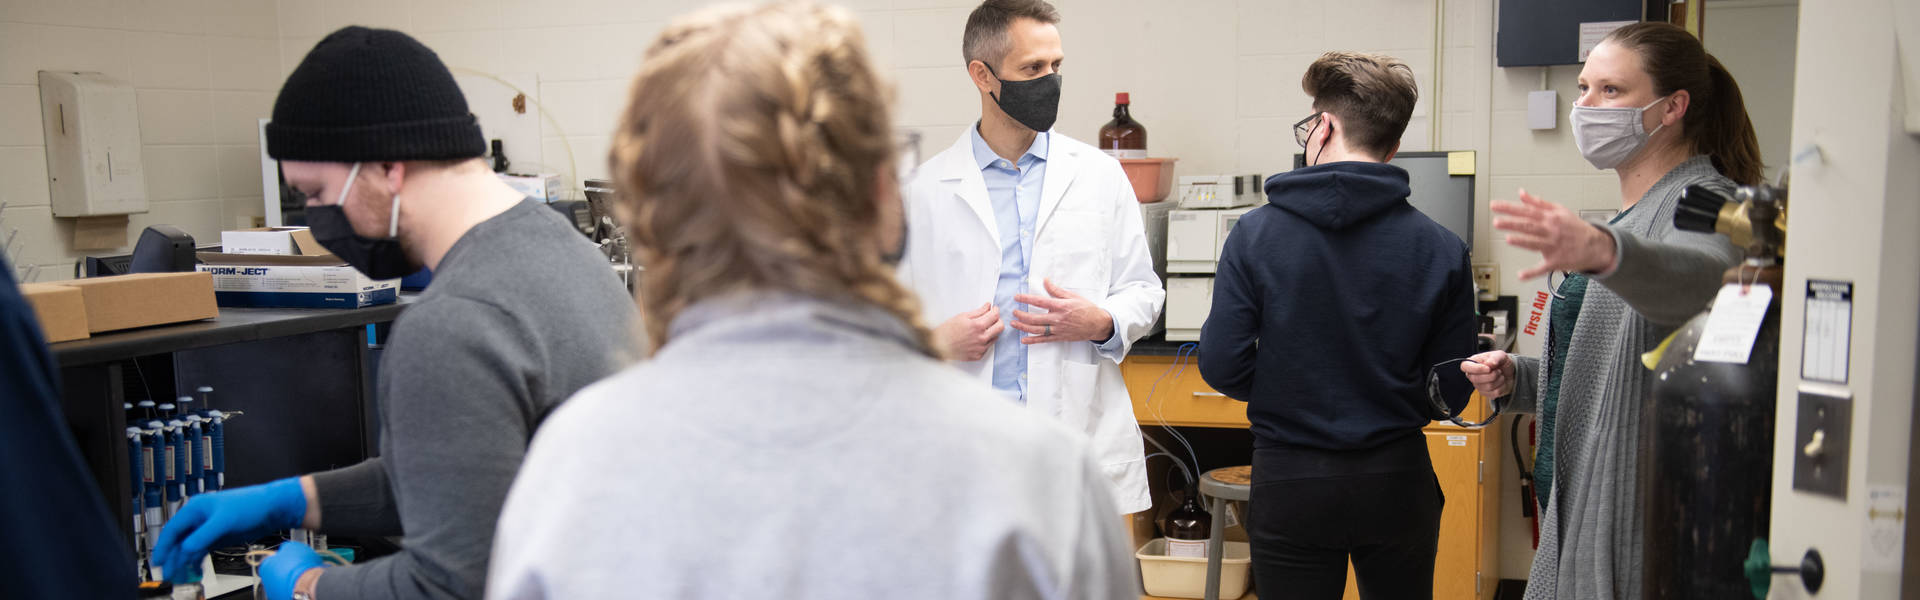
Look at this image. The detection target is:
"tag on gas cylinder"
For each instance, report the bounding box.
[1694,284,1773,364]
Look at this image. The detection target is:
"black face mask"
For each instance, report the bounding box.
[307,205,416,279]
[306,163,418,280]
[881,215,908,266]
[984,63,1060,133]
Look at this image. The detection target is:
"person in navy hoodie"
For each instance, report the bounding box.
[1198,51,1478,599]
[0,254,138,599]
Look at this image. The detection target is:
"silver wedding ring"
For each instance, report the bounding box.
[1045,324,1052,336]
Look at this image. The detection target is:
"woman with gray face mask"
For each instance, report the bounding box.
[1455,22,1762,600]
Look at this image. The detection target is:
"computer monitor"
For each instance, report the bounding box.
[260,118,307,228]
[1292,151,1474,248]
[85,226,213,276]
[83,254,132,277]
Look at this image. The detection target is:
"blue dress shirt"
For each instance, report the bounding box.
[971,125,1046,404]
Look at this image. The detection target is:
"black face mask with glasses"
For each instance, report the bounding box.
[1427,357,1502,428]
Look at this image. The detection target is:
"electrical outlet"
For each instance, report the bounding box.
[1472,263,1500,299]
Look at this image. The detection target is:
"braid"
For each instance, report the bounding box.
[614,1,938,358]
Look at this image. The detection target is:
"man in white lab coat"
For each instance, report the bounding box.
[899,0,1164,515]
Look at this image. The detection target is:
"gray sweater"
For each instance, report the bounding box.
[310,200,636,600]
[487,294,1136,600]
[1506,156,1742,599]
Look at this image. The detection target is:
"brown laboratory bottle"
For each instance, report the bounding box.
[1098,92,1147,159]
[1163,484,1211,558]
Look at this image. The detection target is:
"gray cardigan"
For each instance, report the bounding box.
[1505,156,1742,600]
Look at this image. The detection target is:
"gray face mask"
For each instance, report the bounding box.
[1570,95,1671,170]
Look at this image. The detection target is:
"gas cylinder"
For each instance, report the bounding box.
[1641,182,1787,599]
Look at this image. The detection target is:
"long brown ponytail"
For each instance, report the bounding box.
[1605,22,1765,185]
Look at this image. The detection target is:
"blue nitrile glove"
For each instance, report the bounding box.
[260,541,325,600]
[152,477,307,582]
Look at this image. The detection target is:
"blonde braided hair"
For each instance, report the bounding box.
[611,0,938,358]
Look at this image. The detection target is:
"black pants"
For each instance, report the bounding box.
[1248,432,1444,600]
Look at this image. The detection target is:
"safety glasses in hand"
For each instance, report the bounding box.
[1428,357,1502,428]
[1546,270,1577,300]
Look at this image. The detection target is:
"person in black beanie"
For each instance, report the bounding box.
[149,26,637,600]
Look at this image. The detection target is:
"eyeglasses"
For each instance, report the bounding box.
[1293,112,1323,149]
[1546,270,1576,300]
[1427,357,1502,428]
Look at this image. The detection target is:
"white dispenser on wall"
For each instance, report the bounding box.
[39,71,148,217]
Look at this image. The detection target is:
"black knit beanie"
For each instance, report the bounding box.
[265,26,485,162]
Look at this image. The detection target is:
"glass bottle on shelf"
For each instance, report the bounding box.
[1098,92,1147,159]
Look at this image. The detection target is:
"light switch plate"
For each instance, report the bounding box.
[1793,389,1852,500]
[1472,263,1500,299]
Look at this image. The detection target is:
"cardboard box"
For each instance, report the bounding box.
[53,272,219,333]
[222,227,316,255]
[220,227,334,257]
[197,227,395,308]
[499,172,563,203]
[196,251,398,308]
[195,263,397,309]
[19,283,90,343]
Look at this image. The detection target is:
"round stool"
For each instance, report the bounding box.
[1198,466,1251,600]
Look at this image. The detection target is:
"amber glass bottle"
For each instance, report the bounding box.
[1098,92,1147,159]
[1164,484,1212,558]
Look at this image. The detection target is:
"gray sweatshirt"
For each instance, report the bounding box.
[311,199,637,600]
[487,294,1137,600]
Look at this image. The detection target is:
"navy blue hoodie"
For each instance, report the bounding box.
[1198,161,1477,450]
[0,256,137,598]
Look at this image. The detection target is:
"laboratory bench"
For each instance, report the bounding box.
[1121,339,1504,600]
[54,294,415,595]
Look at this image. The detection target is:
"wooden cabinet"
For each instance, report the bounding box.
[1122,355,1502,600]
[1121,355,1498,429]
[1428,427,1505,599]
[1121,355,1249,428]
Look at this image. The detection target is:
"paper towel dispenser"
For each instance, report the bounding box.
[38,71,148,217]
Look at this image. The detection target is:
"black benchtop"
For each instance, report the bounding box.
[1131,334,1198,357]
[52,293,417,367]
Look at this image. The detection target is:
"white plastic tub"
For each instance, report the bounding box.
[1135,538,1252,599]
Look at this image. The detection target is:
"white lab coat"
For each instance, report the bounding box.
[899,130,1164,514]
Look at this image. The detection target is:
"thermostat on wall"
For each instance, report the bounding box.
[1527,90,1558,130]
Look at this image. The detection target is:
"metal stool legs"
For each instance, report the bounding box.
[1204,493,1227,600]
